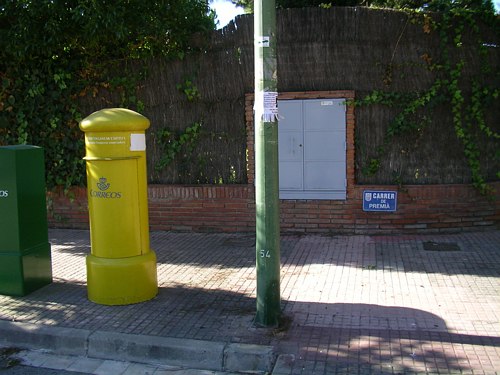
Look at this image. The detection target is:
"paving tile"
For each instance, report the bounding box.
[66,357,106,373]
[93,359,131,375]
[1,229,499,374]
[16,350,52,367]
[121,362,158,375]
[34,354,77,370]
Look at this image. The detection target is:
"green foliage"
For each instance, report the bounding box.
[0,0,215,189]
[433,5,499,194]
[231,0,496,14]
[355,7,499,194]
[368,0,495,12]
[0,65,86,188]
[154,122,244,184]
[155,122,202,171]
[176,78,201,102]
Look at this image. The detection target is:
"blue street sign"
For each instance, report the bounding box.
[363,190,397,212]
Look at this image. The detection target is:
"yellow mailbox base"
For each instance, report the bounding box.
[86,251,158,305]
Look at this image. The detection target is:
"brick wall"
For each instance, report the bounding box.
[47,182,499,234]
[47,90,499,234]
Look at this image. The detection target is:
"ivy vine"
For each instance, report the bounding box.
[0,1,215,190]
[155,122,202,171]
[176,77,201,102]
[355,7,499,195]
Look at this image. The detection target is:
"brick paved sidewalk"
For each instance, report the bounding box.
[0,229,499,374]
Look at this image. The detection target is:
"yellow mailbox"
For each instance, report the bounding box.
[80,108,157,305]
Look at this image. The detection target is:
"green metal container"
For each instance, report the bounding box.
[0,145,52,296]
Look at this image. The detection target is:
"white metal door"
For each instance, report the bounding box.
[278,99,346,200]
[278,100,303,190]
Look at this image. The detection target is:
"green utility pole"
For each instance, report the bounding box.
[254,0,281,327]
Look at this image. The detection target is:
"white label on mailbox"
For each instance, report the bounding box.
[130,134,146,151]
[87,136,125,145]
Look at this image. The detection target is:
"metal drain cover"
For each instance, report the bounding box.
[223,236,255,247]
[423,241,461,251]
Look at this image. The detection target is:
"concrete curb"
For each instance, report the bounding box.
[0,320,90,356]
[0,320,275,373]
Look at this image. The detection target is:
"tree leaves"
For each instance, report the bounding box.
[0,0,215,189]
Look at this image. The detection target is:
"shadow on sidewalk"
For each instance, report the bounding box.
[49,230,500,278]
[40,229,499,372]
[279,302,500,373]
[2,281,499,373]
[50,230,500,277]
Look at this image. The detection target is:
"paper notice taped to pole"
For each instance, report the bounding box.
[254,91,279,122]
